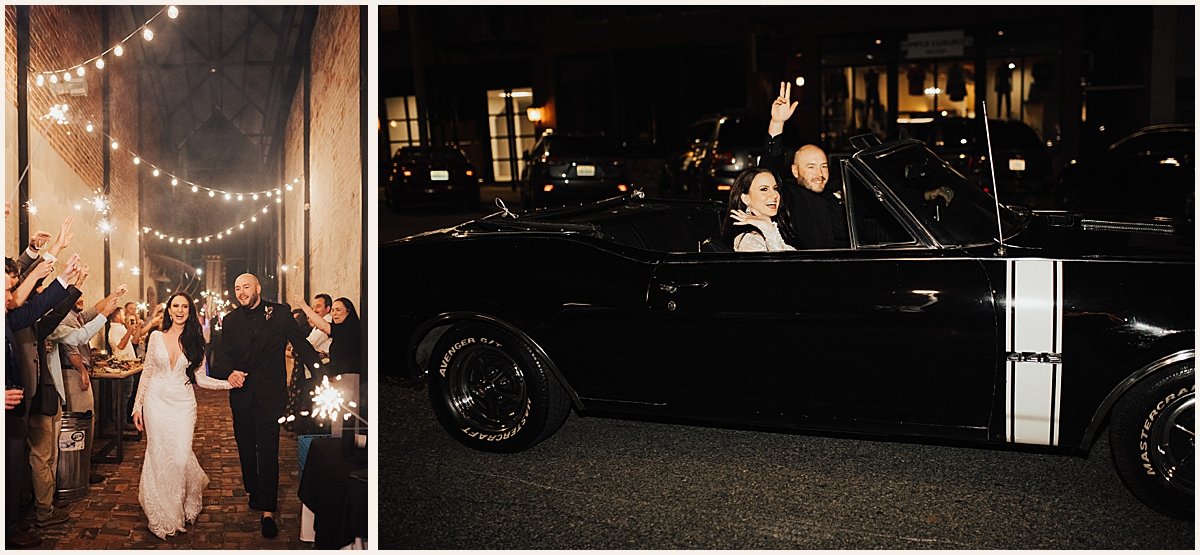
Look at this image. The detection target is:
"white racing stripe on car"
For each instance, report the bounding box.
[1005,259,1064,446]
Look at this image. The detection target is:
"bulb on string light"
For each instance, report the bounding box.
[275,197,282,204]
[171,178,178,186]
[262,207,268,214]
[265,191,272,198]
[76,67,85,77]
[63,72,71,82]
[237,194,243,202]
[274,188,281,195]
[208,191,215,198]
[168,6,180,19]
[224,193,231,201]
[142,227,150,233]
[252,193,259,201]
[293,178,300,184]
[114,45,124,57]
[251,216,257,223]
[191,185,199,193]
[217,233,223,239]
[285,184,293,191]
[95,58,105,70]
[239,223,245,230]
[133,156,140,165]
[143,28,154,41]
[35,74,45,87]
[152,168,160,177]
[50,74,58,84]
[85,122,94,133]
[111,141,119,150]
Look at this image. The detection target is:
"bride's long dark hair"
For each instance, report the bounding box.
[162,292,206,384]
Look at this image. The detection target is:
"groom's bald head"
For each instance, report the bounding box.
[234,273,262,308]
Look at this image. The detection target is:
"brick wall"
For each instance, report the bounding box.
[5,5,145,307]
[281,5,362,311]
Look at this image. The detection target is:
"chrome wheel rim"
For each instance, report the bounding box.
[1150,391,1195,495]
[444,345,527,434]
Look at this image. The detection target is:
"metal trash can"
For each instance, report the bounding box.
[55,410,93,502]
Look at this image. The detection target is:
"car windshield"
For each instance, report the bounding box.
[548,136,621,157]
[863,142,1028,246]
[398,148,467,164]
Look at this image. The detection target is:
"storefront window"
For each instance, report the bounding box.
[486,88,537,182]
[897,61,977,120]
[385,96,421,154]
[985,57,1057,141]
[823,65,888,150]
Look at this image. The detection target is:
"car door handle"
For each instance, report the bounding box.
[656,281,708,294]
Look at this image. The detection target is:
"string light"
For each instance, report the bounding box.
[141,200,283,245]
[32,6,179,82]
[79,126,301,197]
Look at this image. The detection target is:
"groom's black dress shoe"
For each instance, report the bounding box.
[261,516,278,538]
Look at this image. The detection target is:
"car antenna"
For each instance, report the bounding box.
[981,100,1007,256]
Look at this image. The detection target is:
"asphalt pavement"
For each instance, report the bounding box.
[380,378,1194,550]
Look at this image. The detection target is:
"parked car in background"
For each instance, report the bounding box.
[664,113,798,200]
[521,132,632,209]
[384,137,1194,520]
[897,116,1052,206]
[1056,124,1194,219]
[384,146,482,212]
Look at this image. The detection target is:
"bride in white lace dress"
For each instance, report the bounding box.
[131,292,235,539]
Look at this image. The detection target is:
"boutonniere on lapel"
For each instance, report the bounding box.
[264,306,274,321]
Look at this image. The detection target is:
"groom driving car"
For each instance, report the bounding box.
[210,273,323,538]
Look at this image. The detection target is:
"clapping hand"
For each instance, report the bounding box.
[54,216,74,252]
[29,231,52,251]
[59,254,82,284]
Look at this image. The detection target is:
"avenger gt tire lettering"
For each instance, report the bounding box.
[427,322,569,453]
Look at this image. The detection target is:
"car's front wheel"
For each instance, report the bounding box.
[427,321,570,453]
[1109,359,1195,519]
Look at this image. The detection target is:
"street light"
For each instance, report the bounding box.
[526,106,544,124]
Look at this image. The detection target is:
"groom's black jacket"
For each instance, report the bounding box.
[211,300,322,414]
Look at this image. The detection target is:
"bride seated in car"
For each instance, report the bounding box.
[724,168,796,252]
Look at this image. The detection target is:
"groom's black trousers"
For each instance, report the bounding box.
[230,389,280,513]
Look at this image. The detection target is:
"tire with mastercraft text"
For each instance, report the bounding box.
[427,322,569,453]
[1109,360,1194,520]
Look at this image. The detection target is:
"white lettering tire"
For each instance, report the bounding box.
[1109,360,1194,520]
[427,322,570,453]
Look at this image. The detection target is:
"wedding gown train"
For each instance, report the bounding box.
[132,331,231,540]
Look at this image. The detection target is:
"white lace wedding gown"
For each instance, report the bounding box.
[131,331,231,539]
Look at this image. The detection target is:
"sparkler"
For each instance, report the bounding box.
[278,374,367,426]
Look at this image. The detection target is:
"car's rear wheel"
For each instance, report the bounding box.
[427,322,570,453]
[1109,359,1194,519]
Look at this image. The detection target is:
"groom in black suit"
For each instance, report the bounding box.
[211,273,322,538]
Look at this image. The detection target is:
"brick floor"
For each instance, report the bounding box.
[36,387,312,549]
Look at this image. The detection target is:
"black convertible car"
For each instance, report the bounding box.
[383,137,1194,519]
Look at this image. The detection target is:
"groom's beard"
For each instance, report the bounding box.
[239,292,260,308]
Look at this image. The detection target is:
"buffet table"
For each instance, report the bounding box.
[90,360,142,464]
